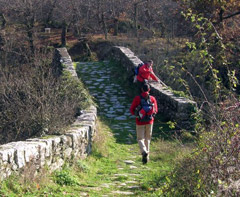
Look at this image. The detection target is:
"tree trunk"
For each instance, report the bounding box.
[133,1,147,38]
[101,13,108,40]
[84,42,92,57]
[27,28,34,54]
[145,0,151,29]
[0,13,6,28]
[61,22,67,47]
[26,16,35,55]
[219,8,224,22]
[72,10,81,38]
[73,25,80,37]
[45,0,57,27]
[113,18,119,36]
[134,3,139,38]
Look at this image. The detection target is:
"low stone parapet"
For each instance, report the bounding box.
[0,48,97,180]
[0,106,97,180]
[107,46,197,130]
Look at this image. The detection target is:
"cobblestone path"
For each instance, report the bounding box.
[76,61,151,196]
[77,61,137,142]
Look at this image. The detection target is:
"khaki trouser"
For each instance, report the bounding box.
[136,124,153,154]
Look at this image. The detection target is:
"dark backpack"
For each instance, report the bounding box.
[134,63,144,76]
[134,95,155,122]
[133,63,144,83]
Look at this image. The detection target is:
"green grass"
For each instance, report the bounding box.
[0,60,195,196]
[0,117,194,196]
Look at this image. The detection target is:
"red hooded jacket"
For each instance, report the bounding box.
[137,64,158,82]
[130,92,158,125]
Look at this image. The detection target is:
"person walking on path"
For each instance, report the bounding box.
[130,83,158,164]
[136,60,159,91]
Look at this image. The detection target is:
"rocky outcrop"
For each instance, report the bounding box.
[106,46,197,130]
[0,48,97,180]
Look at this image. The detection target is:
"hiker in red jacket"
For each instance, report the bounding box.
[130,83,158,164]
[136,60,159,89]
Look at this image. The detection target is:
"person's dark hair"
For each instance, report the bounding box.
[142,83,150,92]
[146,60,153,65]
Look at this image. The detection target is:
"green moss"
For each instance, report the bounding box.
[60,70,94,110]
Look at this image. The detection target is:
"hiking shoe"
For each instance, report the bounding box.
[142,151,148,164]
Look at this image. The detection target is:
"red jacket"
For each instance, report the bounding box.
[137,64,158,82]
[130,92,158,125]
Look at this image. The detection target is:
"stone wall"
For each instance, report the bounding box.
[0,48,97,180]
[106,46,197,130]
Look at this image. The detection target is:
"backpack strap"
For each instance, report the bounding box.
[138,95,156,122]
[140,95,154,113]
[140,94,152,104]
[150,96,156,113]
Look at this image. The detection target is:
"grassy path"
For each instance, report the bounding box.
[72,61,193,196]
[0,61,193,196]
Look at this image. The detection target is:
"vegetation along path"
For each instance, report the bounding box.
[0,60,193,196]
[73,61,193,196]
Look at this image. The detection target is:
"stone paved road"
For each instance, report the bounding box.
[76,61,147,196]
[77,61,137,143]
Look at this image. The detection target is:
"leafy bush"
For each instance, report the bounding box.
[0,51,93,144]
[157,10,240,196]
[54,169,79,186]
[160,153,216,196]
[160,98,240,196]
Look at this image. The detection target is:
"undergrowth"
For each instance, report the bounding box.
[0,116,194,196]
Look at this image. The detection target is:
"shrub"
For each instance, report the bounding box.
[0,51,93,144]
[161,97,240,196]
[54,169,79,186]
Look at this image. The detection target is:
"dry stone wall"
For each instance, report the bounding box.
[0,48,97,180]
[106,46,197,130]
